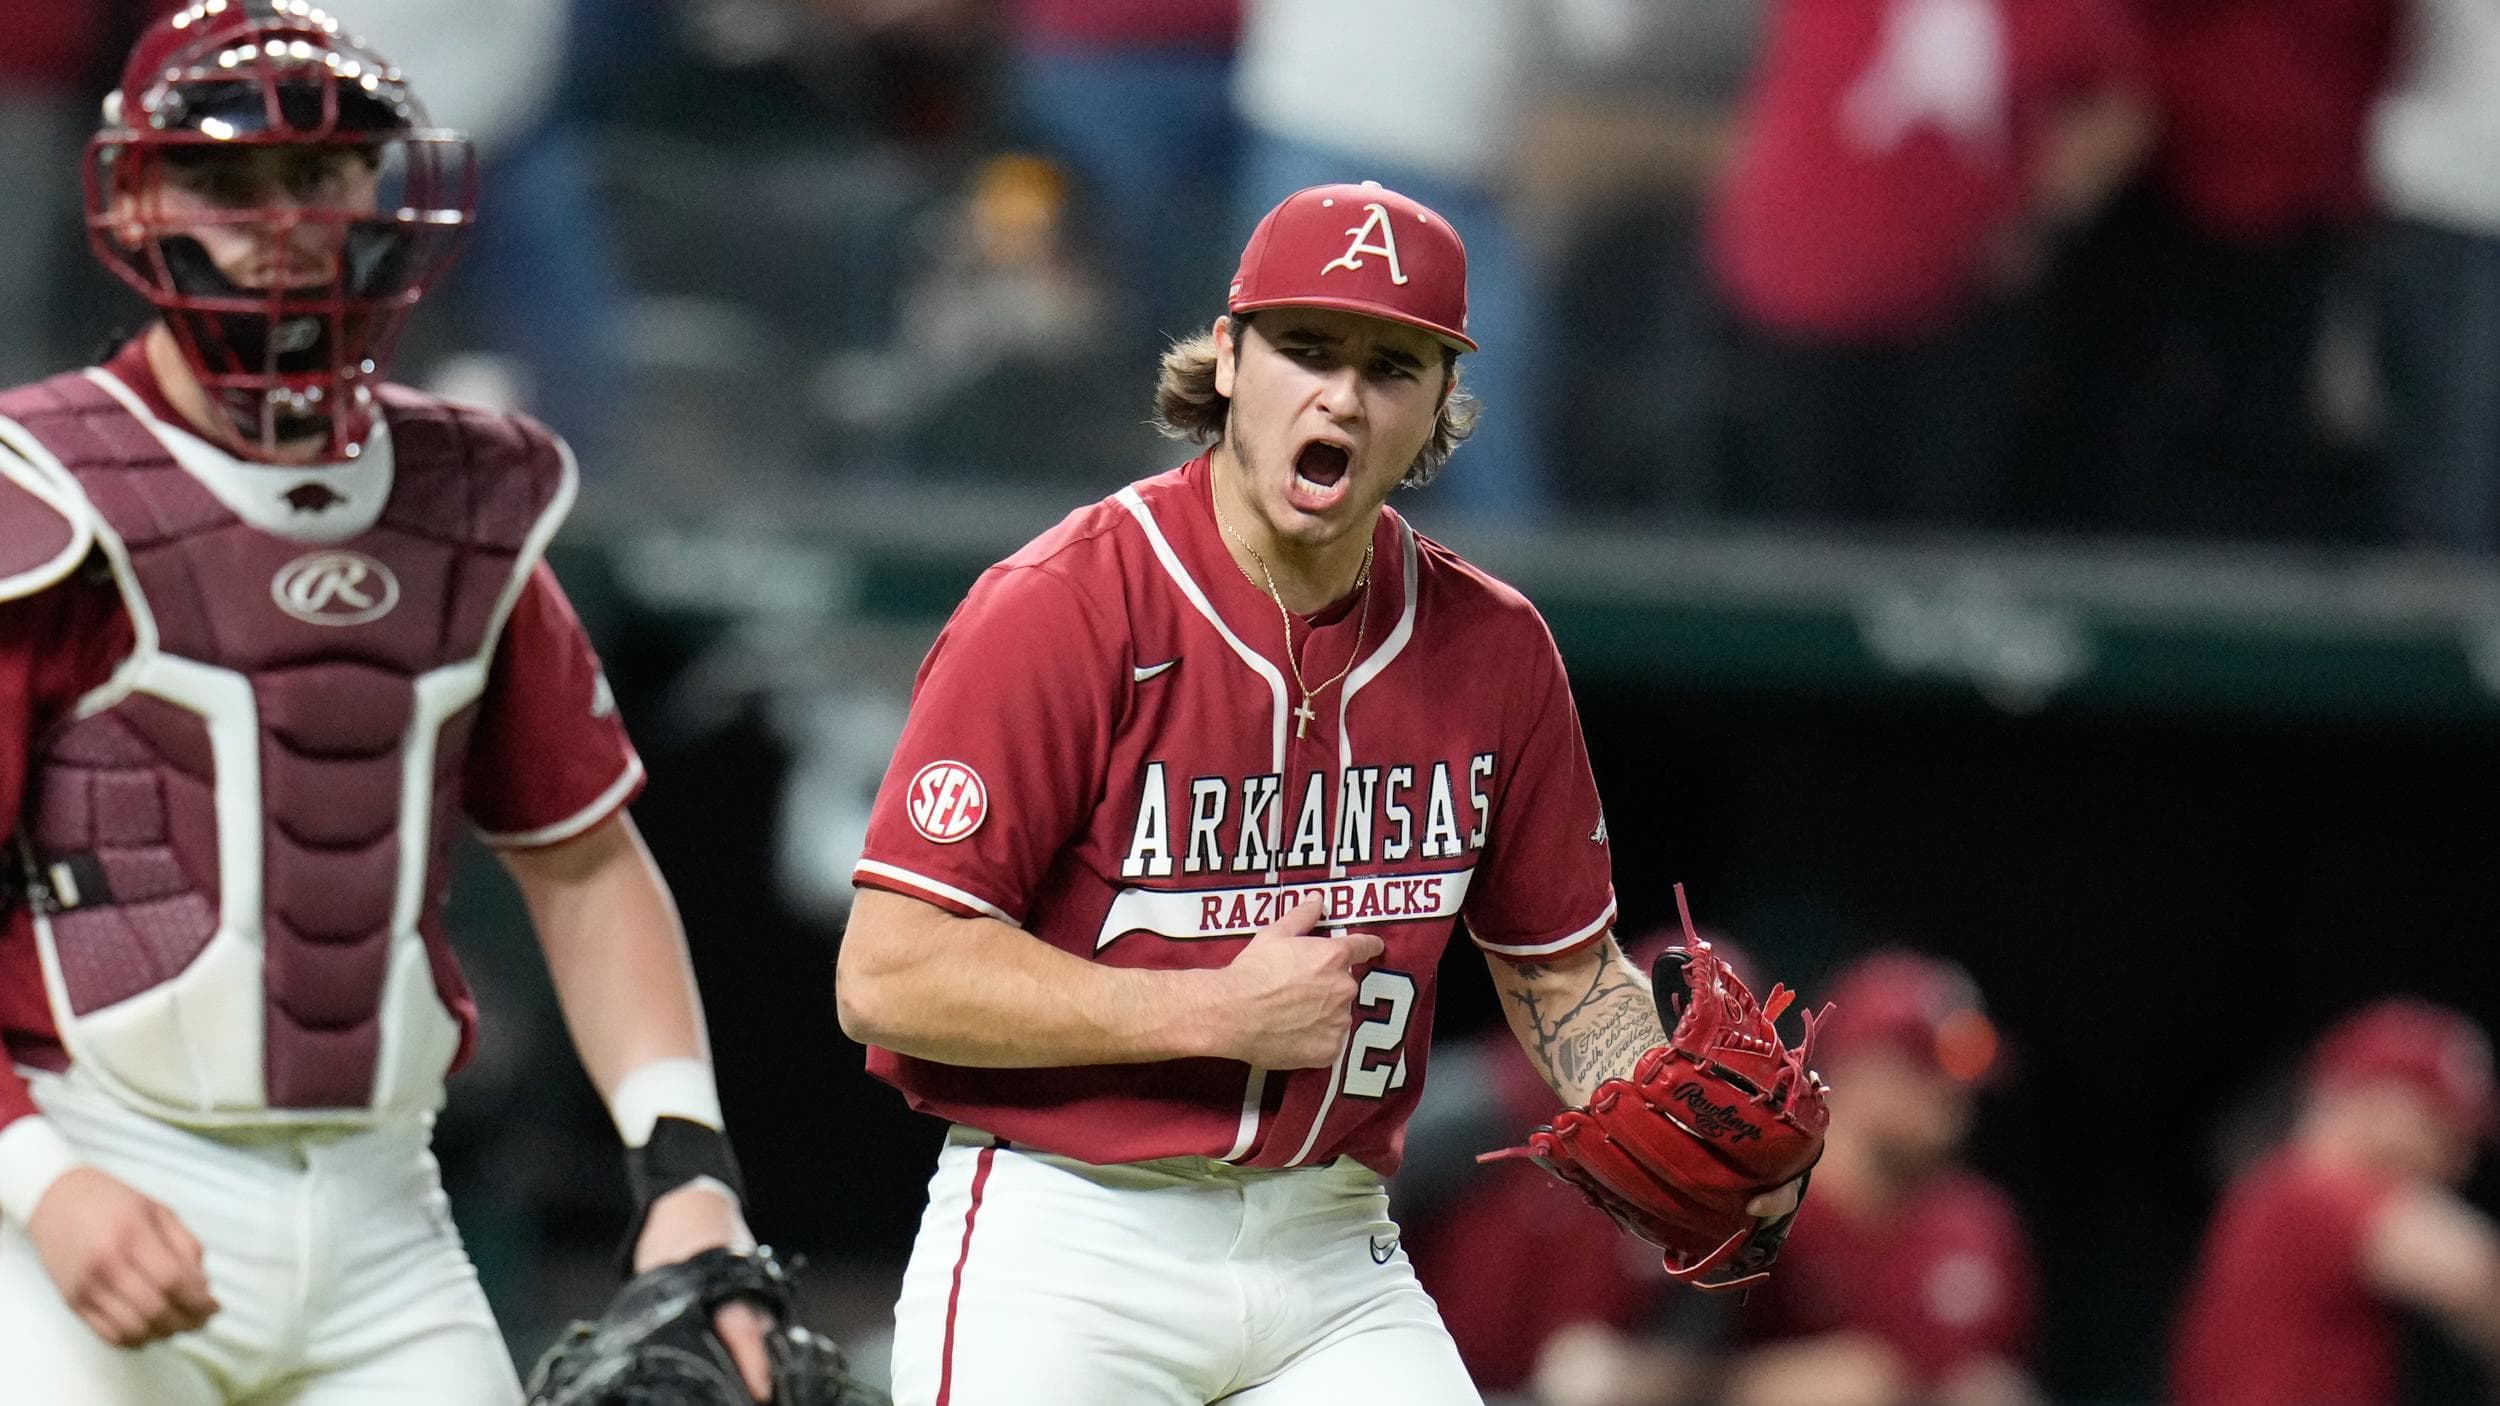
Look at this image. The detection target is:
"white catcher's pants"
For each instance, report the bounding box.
[890,1126,1481,1405]
[0,1069,522,1405]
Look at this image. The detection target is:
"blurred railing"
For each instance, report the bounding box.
[564,471,2500,727]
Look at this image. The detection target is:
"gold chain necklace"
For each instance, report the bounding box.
[1213,500,1375,740]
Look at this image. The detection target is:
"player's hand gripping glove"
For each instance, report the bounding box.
[1482,887,1833,1291]
[523,1246,891,1406]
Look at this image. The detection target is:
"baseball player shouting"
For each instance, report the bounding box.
[840,180,1825,1403]
[0,5,781,1401]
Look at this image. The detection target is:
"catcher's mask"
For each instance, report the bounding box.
[86,0,477,460]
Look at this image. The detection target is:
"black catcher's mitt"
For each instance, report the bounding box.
[524,1247,889,1406]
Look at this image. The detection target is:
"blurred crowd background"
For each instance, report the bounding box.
[8,0,2500,1402]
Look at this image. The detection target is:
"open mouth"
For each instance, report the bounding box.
[1288,440,1353,510]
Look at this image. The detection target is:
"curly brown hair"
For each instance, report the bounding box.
[1149,315,1480,487]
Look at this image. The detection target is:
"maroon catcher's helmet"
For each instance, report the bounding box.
[86,0,477,459]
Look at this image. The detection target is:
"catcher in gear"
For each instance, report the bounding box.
[526,1248,888,1406]
[1485,885,1832,1290]
[0,6,774,1401]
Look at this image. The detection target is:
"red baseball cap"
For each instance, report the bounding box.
[1815,950,2004,1086]
[2306,998,2497,1138]
[1228,181,1475,352]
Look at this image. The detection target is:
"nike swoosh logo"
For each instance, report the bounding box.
[1132,659,1179,683]
[1369,1234,1400,1265]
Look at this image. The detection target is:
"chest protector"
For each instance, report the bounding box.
[0,370,572,1126]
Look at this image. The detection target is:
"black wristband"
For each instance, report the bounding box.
[621,1116,747,1266]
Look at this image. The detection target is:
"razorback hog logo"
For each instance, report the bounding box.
[1670,1081,1763,1143]
[271,550,400,626]
[283,482,344,514]
[907,760,988,844]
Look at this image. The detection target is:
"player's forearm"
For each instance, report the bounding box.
[838,888,1223,1068]
[1489,936,1667,1107]
[504,812,713,1096]
[2363,1184,2500,1365]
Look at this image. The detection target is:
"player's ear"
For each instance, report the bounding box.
[1212,315,1240,399]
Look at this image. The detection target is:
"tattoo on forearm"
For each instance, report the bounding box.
[1500,952,1669,1103]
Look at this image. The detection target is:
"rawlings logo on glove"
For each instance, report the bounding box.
[1484,886,1832,1291]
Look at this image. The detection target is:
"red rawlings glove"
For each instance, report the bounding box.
[1483,886,1832,1290]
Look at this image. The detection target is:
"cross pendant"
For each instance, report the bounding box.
[1293,696,1318,739]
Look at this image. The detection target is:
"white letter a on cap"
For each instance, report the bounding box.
[1321,203,1410,286]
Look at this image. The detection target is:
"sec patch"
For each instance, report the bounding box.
[908,760,988,843]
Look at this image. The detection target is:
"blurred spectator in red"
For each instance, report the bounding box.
[1721,949,2044,1406]
[0,1,129,384]
[2169,998,2500,1406]
[1706,0,2150,529]
[2056,0,2398,540]
[2367,0,2500,553]
[1004,0,1241,358]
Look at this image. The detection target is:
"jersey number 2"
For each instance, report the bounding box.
[1341,970,1417,1099]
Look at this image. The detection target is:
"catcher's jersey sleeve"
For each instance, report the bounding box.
[854,560,1115,921]
[0,578,130,1150]
[1457,608,1616,960]
[464,563,646,846]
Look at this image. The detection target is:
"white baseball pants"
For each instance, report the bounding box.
[0,1069,522,1405]
[889,1127,1481,1405]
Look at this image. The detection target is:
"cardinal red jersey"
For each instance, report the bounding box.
[1738,1172,2040,1387]
[855,455,1617,1175]
[2169,1149,2405,1406]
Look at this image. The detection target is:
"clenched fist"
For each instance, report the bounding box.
[30,1167,219,1347]
[1204,897,1385,1069]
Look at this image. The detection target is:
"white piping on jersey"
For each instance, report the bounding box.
[1332,521,1419,882]
[0,428,94,601]
[1283,519,1423,1170]
[1114,487,1289,801]
[853,859,1019,925]
[477,755,646,849]
[1475,898,1620,958]
[1115,486,1293,1163]
[86,369,392,545]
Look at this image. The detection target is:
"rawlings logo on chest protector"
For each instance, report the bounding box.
[271,548,400,625]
